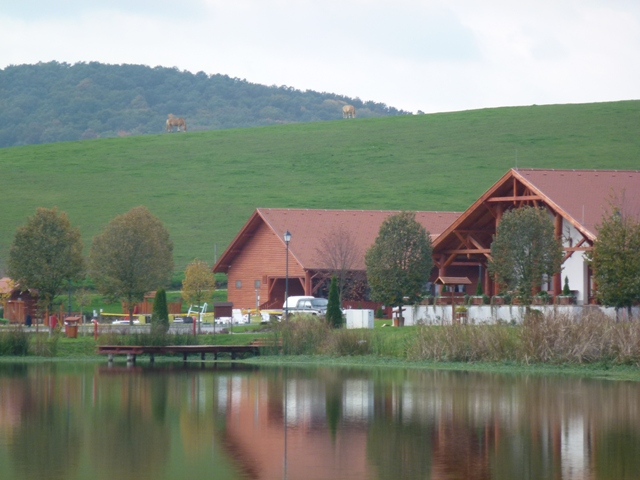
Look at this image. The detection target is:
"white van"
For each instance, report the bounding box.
[283,296,328,316]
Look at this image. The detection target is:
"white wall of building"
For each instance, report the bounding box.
[394,304,639,325]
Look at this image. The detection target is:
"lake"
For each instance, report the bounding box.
[0,362,638,479]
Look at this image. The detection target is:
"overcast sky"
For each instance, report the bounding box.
[2,0,639,113]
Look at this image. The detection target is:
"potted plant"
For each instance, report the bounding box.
[533,290,550,305]
[471,282,484,305]
[492,294,504,306]
[482,294,490,305]
[455,305,468,323]
[557,277,574,305]
[436,285,450,305]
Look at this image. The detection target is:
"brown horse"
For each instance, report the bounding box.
[342,105,356,119]
[166,115,187,132]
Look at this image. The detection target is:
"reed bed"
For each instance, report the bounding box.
[0,327,30,356]
[407,310,640,365]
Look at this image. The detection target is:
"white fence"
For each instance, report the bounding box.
[395,305,640,325]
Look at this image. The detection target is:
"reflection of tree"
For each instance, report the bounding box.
[89,405,171,479]
[324,373,343,442]
[594,430,640,480]
[150,375,168,423]
[366,419,432,479]
[11,396,81,480]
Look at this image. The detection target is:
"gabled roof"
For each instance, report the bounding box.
[214,209,462,273]
[516,169,640,238]
[433,168,640,251]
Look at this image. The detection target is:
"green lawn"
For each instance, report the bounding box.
[2,100,639,271]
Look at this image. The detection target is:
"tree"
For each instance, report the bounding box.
[89,206,174,325]
[488,206,563,305]
[151,288,169,334]
[181,259,215,332]
[326,275,343,328]
[587,207,640,319]
[8,207,84,312]
[314,225,361,301]
[365,212,433,326]
[181,259,216,307]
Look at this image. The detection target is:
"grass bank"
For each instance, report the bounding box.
[2,101,639,270]
[2,310,639,381]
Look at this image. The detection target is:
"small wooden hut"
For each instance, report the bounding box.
[0,277,39,324]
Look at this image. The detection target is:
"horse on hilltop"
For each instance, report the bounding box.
[166,114,187,132]
[342,105,356,119]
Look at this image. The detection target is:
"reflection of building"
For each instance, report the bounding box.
[214,372,373,480]
[0,277,38,324]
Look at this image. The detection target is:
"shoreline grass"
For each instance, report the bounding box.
[2,310,640,381]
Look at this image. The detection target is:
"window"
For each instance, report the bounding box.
[254,280,261,289]
[235,280,242,289]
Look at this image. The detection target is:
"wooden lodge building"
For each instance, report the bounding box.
[214,168,640,310]
[213,209,461,309]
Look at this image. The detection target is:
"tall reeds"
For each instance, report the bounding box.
[407,310,640,365]
[0,327,29,356]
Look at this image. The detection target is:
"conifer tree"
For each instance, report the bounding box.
[326,276,343,328]
[151,288,169,333]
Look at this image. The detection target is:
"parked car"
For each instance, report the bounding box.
[283,296,328,316]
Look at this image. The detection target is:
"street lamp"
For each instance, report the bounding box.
[284,230,291,322]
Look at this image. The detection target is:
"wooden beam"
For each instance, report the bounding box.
[441,248,491,254]
[442,252,458,268]
[467,234,487,251]
[486,195,543,202]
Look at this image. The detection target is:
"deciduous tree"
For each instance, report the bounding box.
[365,212,433,326]
[8,207,84,312]
[587,206,640,319]
[181,259,215,332]
[488,206,563,305]
[89,206,174,325]
[314,225,361,301]
[181,259,216,308]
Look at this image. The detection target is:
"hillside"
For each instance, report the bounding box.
[1,100,639,273]
[0,62,407,148]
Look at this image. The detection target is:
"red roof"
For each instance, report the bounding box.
[516,169,640,238]
[434,168,640,251]
[214,209,461,272]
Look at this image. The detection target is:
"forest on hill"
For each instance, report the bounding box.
[0,61,408,148]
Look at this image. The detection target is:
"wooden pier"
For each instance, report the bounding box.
[97,344,264,364]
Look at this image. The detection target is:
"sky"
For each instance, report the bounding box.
[1,0,639,113]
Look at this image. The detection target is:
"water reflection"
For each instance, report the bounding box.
[0,363,639,480]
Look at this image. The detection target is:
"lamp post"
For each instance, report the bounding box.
[284,230,291,323]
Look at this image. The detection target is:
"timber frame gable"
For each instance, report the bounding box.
[432,169,596,298]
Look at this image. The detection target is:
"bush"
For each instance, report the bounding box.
[0,328,30,356]
[375,307,385,319]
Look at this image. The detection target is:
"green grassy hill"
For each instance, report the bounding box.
[1,100,639,272]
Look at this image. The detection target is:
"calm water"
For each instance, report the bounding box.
[0,362,639,480]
